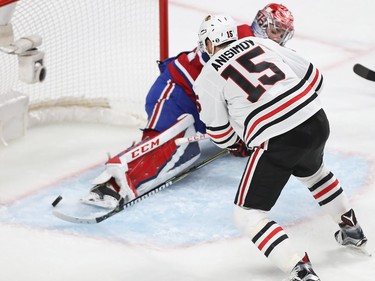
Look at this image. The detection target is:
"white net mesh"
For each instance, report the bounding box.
[0,0,163,126]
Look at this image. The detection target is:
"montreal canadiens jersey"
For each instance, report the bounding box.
[166,25,255,102]
[193,36,324,148]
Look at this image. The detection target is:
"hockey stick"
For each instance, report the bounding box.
[175,134,210,145]
[53,149,229,224]
[353,64,375,82]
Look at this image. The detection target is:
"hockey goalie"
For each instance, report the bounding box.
[81,114,202,209]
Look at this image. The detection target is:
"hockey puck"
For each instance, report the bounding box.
[52,195,63,207]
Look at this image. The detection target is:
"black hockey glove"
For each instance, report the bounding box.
[227,140,252,157]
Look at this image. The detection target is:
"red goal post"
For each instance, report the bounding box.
[159,0,169,61]
[0,0,169,129]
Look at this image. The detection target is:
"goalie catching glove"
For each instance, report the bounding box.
[227,139,252,157]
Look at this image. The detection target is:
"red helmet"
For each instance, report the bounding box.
[251,3,294,46]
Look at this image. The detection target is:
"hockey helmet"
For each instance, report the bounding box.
[198,14,238,56]
[251,3,294,46]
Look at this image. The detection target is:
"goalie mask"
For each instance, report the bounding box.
[251,3,294,46]
[198,14,238,57]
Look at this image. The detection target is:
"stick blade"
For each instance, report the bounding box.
[52,210,99,224]
[353,64,375,81]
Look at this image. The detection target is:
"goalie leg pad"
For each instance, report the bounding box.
[128,120,201,195]
[84,157,136,209]
[106,157,138,200]
[83,114,199,208]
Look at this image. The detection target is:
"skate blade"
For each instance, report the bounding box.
[345,244,372,257]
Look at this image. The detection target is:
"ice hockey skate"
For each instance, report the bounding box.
[335,209,369,256]
[81,178,126,209]
[288,253,320,281]
[80,152,138,209]
[335,209,367,247]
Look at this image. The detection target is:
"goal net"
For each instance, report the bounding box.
[0,0,168,127]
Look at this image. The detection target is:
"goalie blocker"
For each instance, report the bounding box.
[81,114,201,209]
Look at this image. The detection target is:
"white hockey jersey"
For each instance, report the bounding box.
[193,37,323,149]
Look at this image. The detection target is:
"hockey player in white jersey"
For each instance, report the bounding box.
[193,14,368,281]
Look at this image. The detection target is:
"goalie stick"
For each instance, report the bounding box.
[52,149,229,224]
[175,134,210,145]
[353,64,375,82]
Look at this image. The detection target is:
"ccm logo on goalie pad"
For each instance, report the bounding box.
[129,138,160,159]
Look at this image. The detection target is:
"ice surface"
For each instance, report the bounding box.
[1,1,374,280]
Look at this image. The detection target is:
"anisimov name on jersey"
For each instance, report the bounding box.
[211,39,255,71]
